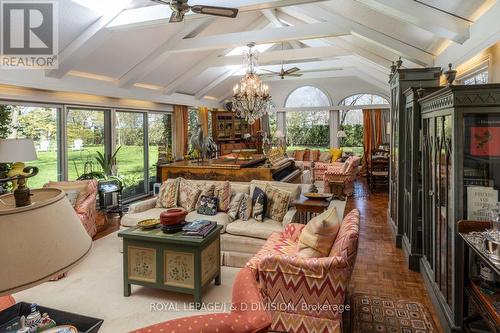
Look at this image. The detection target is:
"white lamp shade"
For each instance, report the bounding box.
[337,130,347,138]
[0,139,38,163]
[0,188,92,295]
[274,130,285,138]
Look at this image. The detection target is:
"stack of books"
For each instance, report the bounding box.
[182,220,216,238]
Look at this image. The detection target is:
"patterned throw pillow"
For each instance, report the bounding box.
[214,181,231,212]
[178,179,202,212]
[251,187,267,222]
[294,150,305,161]
[265,186,291,222]
[197,196,219,216]
[310,149,321,161]
[227,192,244,220]
[195,183,215,209]
[65,190,80,207]
[302,149,311,161]
[156,178,180,208]
[298,206,341,258]
[238,193,252,221]
[319,151,332,162]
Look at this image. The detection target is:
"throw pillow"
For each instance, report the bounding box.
[238,193,252,221]
[156,178,180,208]
[319,151,332,162]
[178,179,202,212]
[294,150,305,161]
[227,192,244,220]
[65,190,80,207]
[195,183,215,209]
[44,181,90,208]
[214,181,231,212]
[310,149,321,161]
[298,206,341,258]
[330,148,343,163]
[265,186,291,222]
[197,196,219,216]
[302,149,311,161]
[252,187,267,222]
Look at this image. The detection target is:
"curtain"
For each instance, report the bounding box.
[381,109,390,144]
[363,109,374,165]
[374,109,383,147]
[198,107,209,138]
[174,105,188,160]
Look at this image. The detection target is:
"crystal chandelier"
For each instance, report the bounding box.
[232,42,274,125]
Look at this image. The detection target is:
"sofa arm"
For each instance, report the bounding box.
[282,223,306,242]
[257,254,350,321]
[282,207,298,226]
[128,198,158,214]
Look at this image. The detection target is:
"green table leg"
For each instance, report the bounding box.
[194,292,202,310]
[124,283,131,297]
[215,273,221,286]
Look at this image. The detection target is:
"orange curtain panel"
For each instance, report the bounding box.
[174,105,188,159]
[363,109,373,164]
[374,109,383,147]
[198,107,209,138]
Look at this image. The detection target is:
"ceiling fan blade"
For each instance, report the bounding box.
[191,5,238,18]
[285,67,301,74]
[151,0,170,4]
[169,10,185,22]
[287,73,303,77]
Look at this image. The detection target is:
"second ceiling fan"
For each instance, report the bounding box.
[151,0,239,23]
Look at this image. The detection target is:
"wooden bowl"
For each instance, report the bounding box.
[137,219,160,229]
[160,208,188,226]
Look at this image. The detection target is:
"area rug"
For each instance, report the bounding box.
[14,232,239,333]
[350,293,438,333]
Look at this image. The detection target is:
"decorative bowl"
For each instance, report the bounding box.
[137,219,160,229]
[160,208,188,226]
[43,325,78,333]
[303,193,332,201]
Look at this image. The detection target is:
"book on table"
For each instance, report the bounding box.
[182,220,216,238]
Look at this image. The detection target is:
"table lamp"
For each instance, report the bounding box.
[337,130,347,146]
[0,188,92,296]
[0,139,39,207]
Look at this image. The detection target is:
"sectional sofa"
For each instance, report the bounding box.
[121,179,313,267]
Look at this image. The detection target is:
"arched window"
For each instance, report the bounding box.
[338,94,389,155]
[284,86,330,150]
[285,86,330,107]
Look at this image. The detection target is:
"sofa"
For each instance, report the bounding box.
[130,267,272,333]
[121,179,313,267]
[0,295,15,311]
[247,209,360,333]
[44,180,98,238]
[290,148,345,182]
[323,156,361,197]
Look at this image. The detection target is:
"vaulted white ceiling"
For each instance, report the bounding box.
[0,0,497,108]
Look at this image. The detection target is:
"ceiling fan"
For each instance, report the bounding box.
[261,65,303,80]
[151,0,239,23]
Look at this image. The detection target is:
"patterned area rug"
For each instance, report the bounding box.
[351,293,438,333]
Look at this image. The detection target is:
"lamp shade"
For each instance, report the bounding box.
[0,139,37,163]
[0,188,92,295]
[337,130,347,138]
[274,130,285,138]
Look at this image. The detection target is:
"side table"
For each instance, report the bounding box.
[329,180,346,201]
[293,195,331,224]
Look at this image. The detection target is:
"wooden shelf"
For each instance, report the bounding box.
[467,280,500,330]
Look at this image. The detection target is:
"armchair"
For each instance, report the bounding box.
[130,267,272,333]
[248,209,360,333]
[44,180,98,238]
[323,156,361,197]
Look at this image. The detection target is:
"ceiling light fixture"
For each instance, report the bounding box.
[232,42,274,125]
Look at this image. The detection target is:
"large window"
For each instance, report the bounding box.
[462,69,488,85]
[284,86,330,150]
[148,113,172,191]
[1,104,60,188]
[339,94,389,156]
[116,111,146,198]
[66,108,106,181]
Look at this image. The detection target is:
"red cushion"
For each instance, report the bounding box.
[0,295,15,311]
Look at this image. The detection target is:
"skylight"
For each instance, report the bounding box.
[72,0,130,14]
[225,43,274,57]
[107,5,179,29]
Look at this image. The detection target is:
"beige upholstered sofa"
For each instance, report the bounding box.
[121,179,312,267]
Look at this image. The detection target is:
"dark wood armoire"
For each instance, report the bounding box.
[389,67,441,248]
[419,84,500,332]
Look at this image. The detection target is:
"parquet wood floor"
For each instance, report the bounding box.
[346,180,444,332]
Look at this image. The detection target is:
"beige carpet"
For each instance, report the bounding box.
[14,232,239,333]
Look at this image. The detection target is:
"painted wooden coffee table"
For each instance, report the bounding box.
[118,224,222,309]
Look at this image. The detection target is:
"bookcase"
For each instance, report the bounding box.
[389,68,441,247]
[418,84,500,331]
[211,111,261,155]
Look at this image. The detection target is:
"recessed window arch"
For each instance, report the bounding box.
[285,86,331,108]
[338,93,389,155]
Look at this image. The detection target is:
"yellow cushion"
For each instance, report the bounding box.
[298,206,341,258]
[330,148,343,163]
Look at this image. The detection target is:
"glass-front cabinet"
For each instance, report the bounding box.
[419,84,500,331]
[389,68,441,247]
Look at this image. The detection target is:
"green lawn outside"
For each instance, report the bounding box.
[287,146,364,156]
[26,145,159,191]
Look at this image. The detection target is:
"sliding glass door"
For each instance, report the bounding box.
[66,108,107,180]
[148,113,172,191]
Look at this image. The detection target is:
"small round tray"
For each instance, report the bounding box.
[304,193,332,200]
[138,219,160,229]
